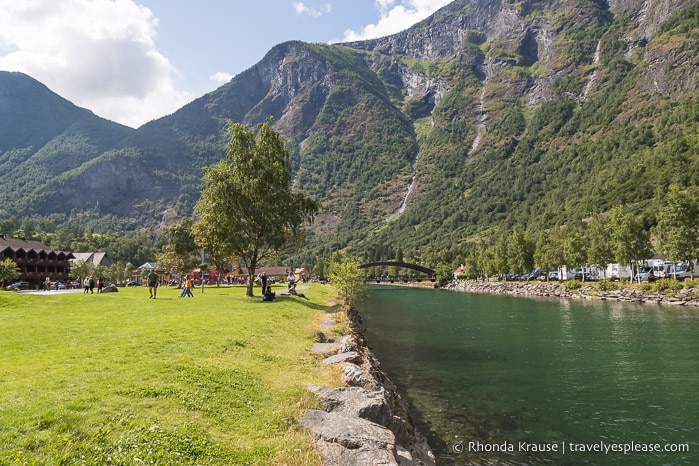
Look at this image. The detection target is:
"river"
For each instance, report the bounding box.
[357,286,699,465]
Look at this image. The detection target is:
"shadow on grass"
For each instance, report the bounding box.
[248,295,329,311]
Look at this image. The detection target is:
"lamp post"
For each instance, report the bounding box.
[199,249,207,294]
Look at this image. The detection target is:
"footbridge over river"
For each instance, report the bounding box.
[359,261,436,283]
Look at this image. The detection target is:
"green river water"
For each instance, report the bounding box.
[357,286,699,465]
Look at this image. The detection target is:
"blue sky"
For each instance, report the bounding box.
[0,0,453,128]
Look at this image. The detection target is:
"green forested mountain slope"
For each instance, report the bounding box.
[0,0,696,266]
[0,72,134,220]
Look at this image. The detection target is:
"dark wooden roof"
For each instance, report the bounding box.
[0,236,75,258]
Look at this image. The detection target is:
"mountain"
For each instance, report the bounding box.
[0,0,697,265]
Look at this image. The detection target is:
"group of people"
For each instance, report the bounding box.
[141,270,308,301]
[259,271,308,301]
[82,276,104,293]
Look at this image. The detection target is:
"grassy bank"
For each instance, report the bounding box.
[0,283,339,465]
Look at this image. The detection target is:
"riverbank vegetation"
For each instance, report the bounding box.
[446,184,699,283]
[448,278,699,306]
[0,284,337,465]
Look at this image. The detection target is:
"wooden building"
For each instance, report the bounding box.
[0,236,75,288]
[71,252,113,268]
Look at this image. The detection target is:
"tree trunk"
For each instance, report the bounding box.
[246,276,254,297]
[246,261,257,297]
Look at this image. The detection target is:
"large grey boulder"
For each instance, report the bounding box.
[341,362,377,388]
[308,384,393,427]
[323,351,361,365]
[299,410,405,465]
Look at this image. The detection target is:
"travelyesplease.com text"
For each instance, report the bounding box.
[454,440,690,455]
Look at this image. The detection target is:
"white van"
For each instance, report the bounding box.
[652,261,673,278]
[670,262,698,281]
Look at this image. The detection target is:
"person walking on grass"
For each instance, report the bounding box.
[179,275,194,298]
[148,270,159,299]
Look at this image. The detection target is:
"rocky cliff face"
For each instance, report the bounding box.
[0,0,696,252]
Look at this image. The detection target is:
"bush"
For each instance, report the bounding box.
[329,255,368,307]
[596,280,619,292]
[653,278,684,293]
[565,280,582,290]
[683,279,699,289]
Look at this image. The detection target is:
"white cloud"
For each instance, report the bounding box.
[0,0,191,128]
[292,2,332,18]
[342,0,453,42]
[210,71,234,85]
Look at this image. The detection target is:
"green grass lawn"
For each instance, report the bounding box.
[0,283,339,465]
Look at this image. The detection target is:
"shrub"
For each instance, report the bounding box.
[683,279,699,289]
[654,278,684,293]
[596,280,619,292]
[565,280,582,290]
[329,255,368,307]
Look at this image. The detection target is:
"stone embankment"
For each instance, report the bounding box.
[300,306,436,465]
[444,280,699,306]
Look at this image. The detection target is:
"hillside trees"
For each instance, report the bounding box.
[158,217,200,277]
[193,119,319,297]
[534,229,563,275]
[587,215,615,280]
[652,184,699,274]
[456,202,659,282]
[608,206,651,283]
[508,228,534,275]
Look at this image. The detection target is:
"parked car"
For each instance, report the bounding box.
[547,271,559,281]
[573,272,594,281]
[5,281,29,291]
[526,269,544,281]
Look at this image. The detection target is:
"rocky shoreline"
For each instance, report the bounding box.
[444,280,699,306]
[300,305,436,465]
[298,280,698,463]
